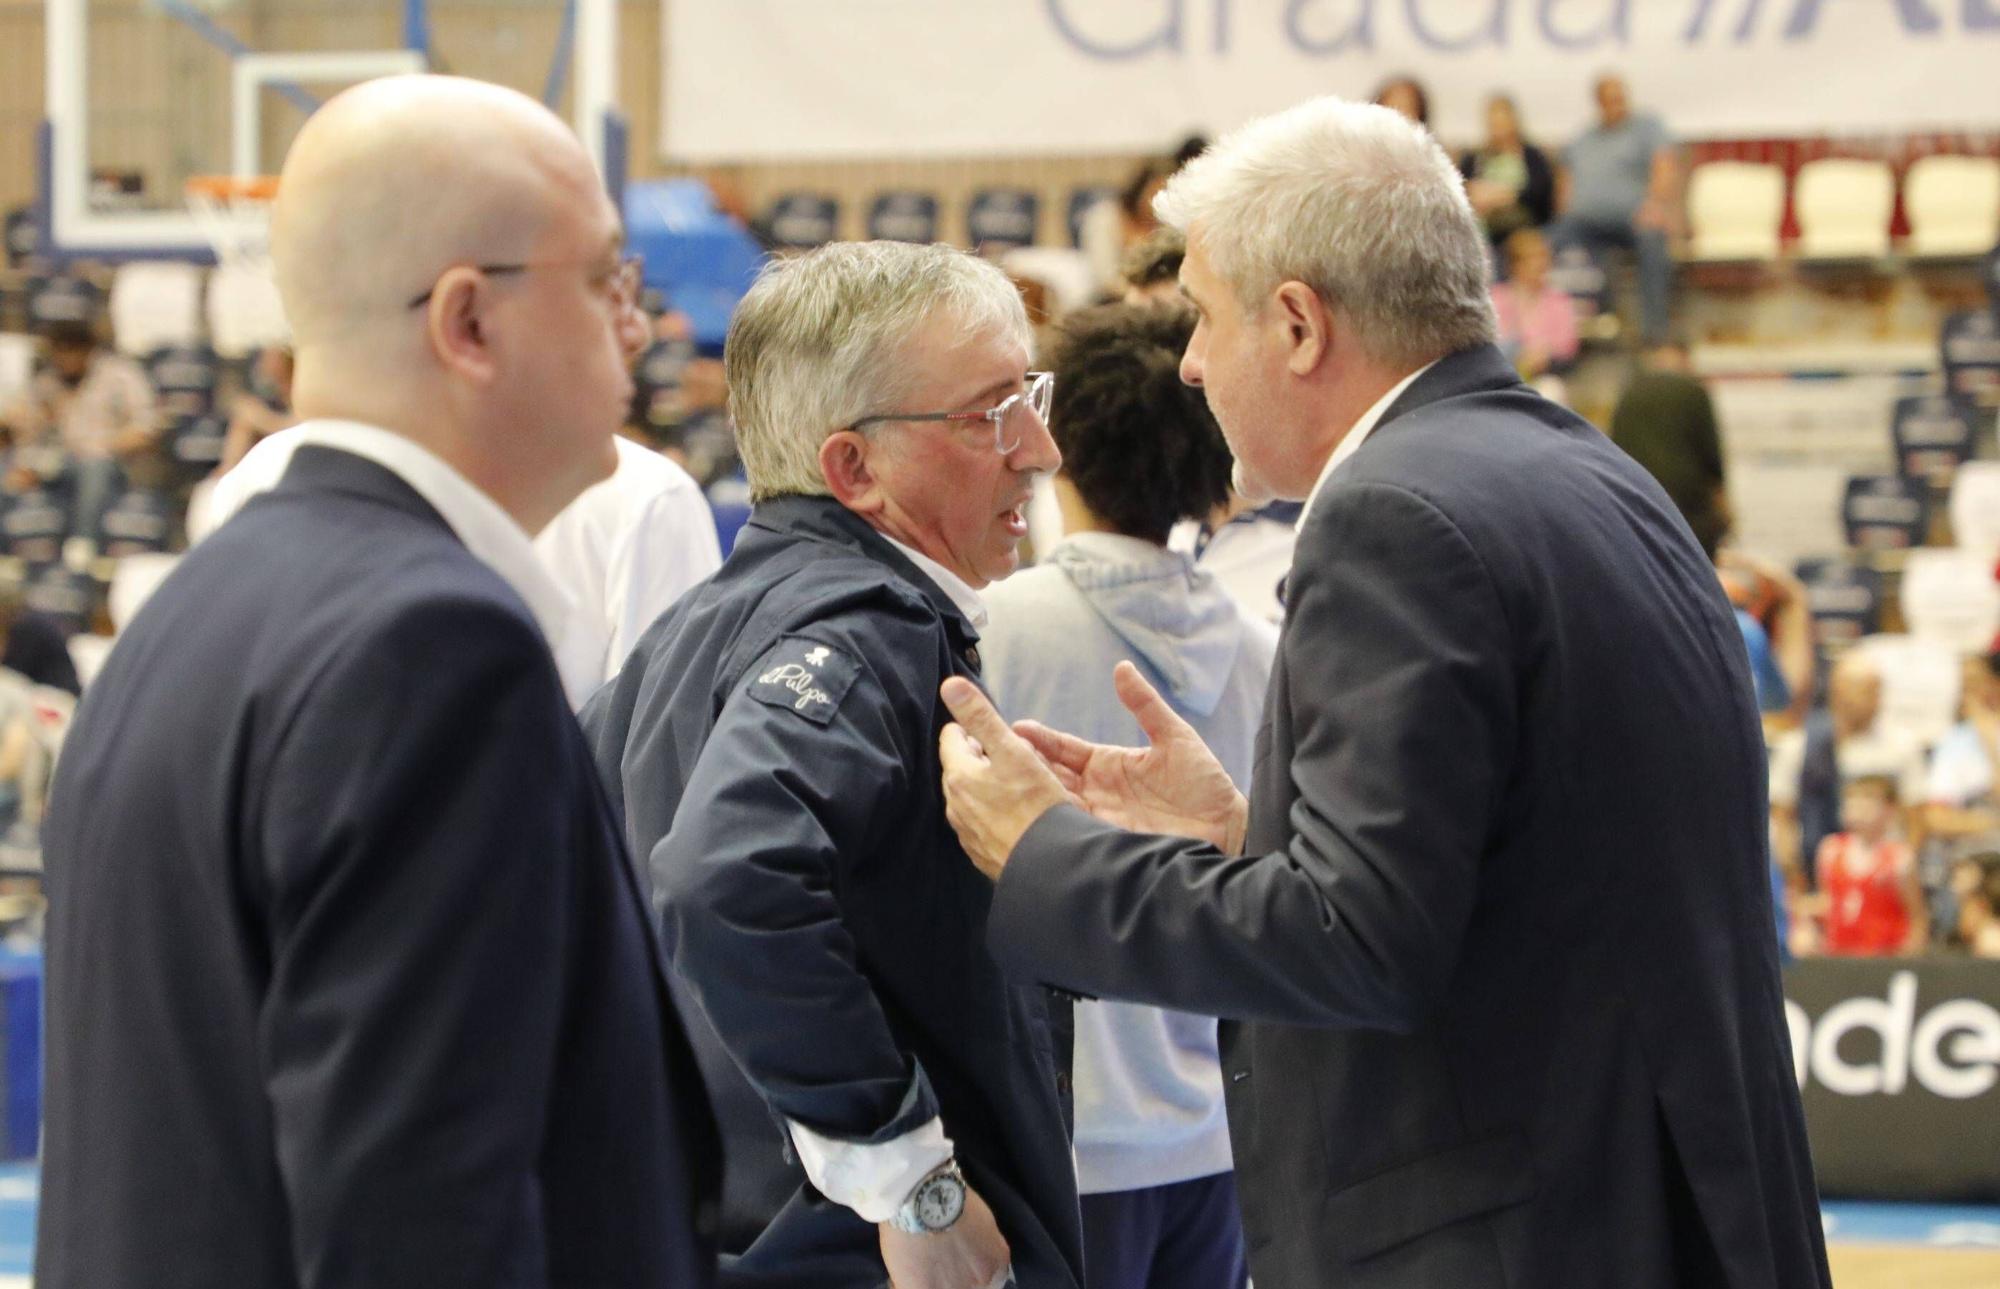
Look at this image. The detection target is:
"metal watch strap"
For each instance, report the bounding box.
[888,1159,964,1235]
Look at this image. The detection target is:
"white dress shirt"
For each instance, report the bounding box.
[779,526,988,1222]
[880,533,990,631]
[1296,362,1435,530]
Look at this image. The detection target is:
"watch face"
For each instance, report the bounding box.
[916,1175,965,1230]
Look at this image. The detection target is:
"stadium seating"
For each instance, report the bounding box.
[1901,546,2000,652]
[1685,161,1785,262]
[762,192,840,250]
[1852,632,1964,747]
[1903,154,2000,258]
[1794,158,1896,260]
[966,188,1040,251]
[867,191,940,243]
[109,263,203,356]
[1950,460,2000,554]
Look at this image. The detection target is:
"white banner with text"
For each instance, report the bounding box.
[662,0,2000,161]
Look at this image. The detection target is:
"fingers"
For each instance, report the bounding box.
[1012,719,1093,775]
[1112,660,1196,748]
[940,677,1018,753]
[937,722,987,780]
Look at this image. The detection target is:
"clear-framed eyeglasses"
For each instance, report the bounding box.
[852,370,1054,454]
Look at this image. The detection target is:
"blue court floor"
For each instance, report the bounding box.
[1821,1200,2000,1248]
[0,1166,1989,1282]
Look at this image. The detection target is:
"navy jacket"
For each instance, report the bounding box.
[991,347,1832,1288]
[583,495,1082,1289]
[38,447,720,1289]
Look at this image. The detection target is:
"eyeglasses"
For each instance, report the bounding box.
[406,255,645,314]
[852,370,1054,454]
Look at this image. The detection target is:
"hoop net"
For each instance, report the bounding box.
[185,175,290,356]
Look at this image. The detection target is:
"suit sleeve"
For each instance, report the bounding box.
[990,481,1518,1034]
[255,594,578,1288]
[646,613,941,1147]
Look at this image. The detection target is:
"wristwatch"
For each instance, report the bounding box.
[888,1159,967,1235]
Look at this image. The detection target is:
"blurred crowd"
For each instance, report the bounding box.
[0,70,1993,973]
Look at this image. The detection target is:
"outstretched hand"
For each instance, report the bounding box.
[937,663,1247,883]
[1011,662,1247,854]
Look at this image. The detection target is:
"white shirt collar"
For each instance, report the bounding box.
[278,421,593,699]
[1297,361,1435,530]
[878,532,989,631]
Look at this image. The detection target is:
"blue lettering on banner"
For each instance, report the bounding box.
[1972,0,2000,32]
[1286,0,1376,55]
[1542,0,1630,48]
[1045,0,1185,59]
[1679,0,1759,43]
[1784,0,1943,40]
[1406,0,1508,51]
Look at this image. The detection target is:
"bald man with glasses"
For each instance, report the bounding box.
[581,241,1081,1289]
[36,75,719,1289]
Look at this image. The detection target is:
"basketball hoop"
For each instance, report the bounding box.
[185,175,290,357]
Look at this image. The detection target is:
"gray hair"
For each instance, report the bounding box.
[1153,96,1494,369]
[725,241,1031,502]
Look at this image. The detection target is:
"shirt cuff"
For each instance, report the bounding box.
[786,1115,955,1223]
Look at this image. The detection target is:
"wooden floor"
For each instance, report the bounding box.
[1830,1246,2000,1288]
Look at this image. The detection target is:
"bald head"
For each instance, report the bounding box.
[1829,650,1882,733]
[272,75,599,349]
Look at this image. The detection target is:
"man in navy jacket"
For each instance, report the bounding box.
[938,97,1831,1289]
[36,75,718,1289]
[584,242,1081,1289]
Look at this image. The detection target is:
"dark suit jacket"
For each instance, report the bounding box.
[37,446,720,1289]
[991,346,1833,1289]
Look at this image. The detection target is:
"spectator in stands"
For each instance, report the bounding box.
[1371,75,1430,129]
[981,303,1266,1289]
[1609,348,1812,723]
[1120,227,1187,304]
[0,658,70,842]
[1769,650,1928,891]
[1490,227,1579,385]
[1610,344,1726,558]
[1944,852,2000,957]
[0,580,81,696]
[1,319,157,545]
[1085,149,1202,295]
[1555,74,1679,346]
[1460,94,1556,246]
[1717,551,1812,727]
[1925,648,2000,867]
[1809,774,1926,956]
[1085,159,1167,279]
[219,345,295,475]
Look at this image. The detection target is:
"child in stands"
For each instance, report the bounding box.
[1812,775,1928,956]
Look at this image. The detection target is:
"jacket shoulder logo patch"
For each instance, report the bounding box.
[745,634,861,726]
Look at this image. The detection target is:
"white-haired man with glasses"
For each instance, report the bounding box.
[581,240,1078,1289]
[935,97,1831,1289]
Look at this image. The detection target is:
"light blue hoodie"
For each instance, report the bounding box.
[980,532,1277,1194]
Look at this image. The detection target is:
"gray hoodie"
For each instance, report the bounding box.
[981,532,1277,1193]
